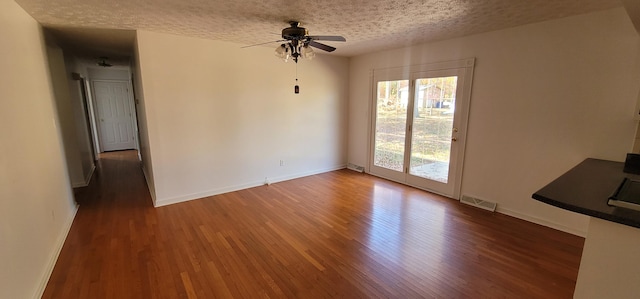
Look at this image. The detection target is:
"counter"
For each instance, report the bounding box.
[532,158,640,299]
[532,158,640,229]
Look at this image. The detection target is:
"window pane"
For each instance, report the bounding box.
[409,76,457,183]
[374,80,409,172]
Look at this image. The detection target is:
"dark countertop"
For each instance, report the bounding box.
[532,158,640,229]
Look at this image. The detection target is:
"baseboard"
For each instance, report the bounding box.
[268,164,347,186]
[155,180,267,207]
[496,206,588,237]
[155,164,347,207]
[70,179,85,188]
[70,165,96,188]
[33,204,79,299]
[85,164,95,186]
[364,171,587,237]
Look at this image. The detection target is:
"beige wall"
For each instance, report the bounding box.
[45,43,86,186]
[633,122,640,153]
[349,8,640,236]
[135,31,350,206]
[43,39,98,188]
[0,1,78,298]
[623,0,640,35]
[132,36,157,201]
[64,55,96,184]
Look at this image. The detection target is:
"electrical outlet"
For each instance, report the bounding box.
[280,160,284,166]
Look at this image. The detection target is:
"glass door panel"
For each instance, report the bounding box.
[368,59,474,199]
[373,80,409,172]
[409,76,457,183]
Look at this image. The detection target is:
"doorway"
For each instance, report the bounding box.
[369,59,475,198]
[91,80,137,152]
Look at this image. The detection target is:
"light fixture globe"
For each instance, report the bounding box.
[275,44,286,57]
[300,45,315,60]
[275,44,291,62]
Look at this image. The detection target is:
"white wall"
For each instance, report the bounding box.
[44,41,96,188]
[135,30,349,206]
[0,1,78,298]
[64,54,97,179]
[349,8,640,236]
[45,42,87,187]
[132,37,157,201]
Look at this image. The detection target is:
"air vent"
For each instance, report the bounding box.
[347,163,364,173]
[460,195,497,212]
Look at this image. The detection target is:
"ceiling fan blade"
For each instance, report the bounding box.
[241,40,285,48]
[308,35,346,42]
[308,40,336,52]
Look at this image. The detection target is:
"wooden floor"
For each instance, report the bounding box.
[43,150,584,298]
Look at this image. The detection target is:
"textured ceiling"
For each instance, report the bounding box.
[16,0,622,57]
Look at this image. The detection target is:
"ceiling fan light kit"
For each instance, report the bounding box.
[275,43,315,63]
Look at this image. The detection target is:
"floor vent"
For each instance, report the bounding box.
[347,163,365,173]
[460,195,497,212]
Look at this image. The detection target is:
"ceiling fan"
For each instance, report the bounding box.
[245,21,345,94]
[96,56,112,67]
[246,21,346,63]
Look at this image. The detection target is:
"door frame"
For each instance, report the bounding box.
[367,58,475,199]
[89,79,139,152]
[77,77,97,162]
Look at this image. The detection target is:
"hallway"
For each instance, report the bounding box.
[43,150,584,298]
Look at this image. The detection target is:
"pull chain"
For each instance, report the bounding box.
[294,62,300,94]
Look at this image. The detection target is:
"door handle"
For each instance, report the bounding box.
[452,137,458,142]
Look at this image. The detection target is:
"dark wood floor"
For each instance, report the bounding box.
[43,150,584,298]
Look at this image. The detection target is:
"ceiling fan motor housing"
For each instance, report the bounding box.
[282,22,308,40]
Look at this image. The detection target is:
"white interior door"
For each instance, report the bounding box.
[369,59,474,198]
[92,80,136,152]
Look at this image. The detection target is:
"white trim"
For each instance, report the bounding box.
[368,58,475,199]
[125,80,141,152]
[85,164,95,187]
[366,177,588,237]
[84,79,101,155]
[70,180,85,188]
[70,164,95,188]
[32,204,79,299]
[154,165,347,207]
[496,206,588,237]
[365,69,374,174]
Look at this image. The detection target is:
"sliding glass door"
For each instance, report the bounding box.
[372,79,410,174]
[369,59,474,198]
